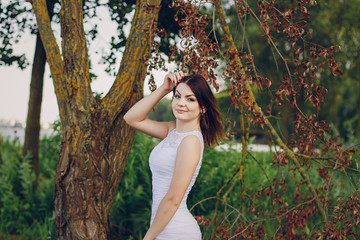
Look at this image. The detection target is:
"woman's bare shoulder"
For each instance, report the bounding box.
[179,135,201,151]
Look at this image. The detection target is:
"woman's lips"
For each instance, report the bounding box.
[176,109,186,114]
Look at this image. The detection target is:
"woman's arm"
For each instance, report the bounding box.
[123,72,184,139]
[143,135,202,240]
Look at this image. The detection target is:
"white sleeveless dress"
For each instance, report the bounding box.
[149,128,204,240]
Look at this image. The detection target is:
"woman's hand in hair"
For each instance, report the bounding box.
[161,71,185,92]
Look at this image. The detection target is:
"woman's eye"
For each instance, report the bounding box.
[174,95,181,99]
[187,98,195,102]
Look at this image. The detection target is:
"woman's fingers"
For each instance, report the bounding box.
[169,74,177,86]
[174,71,185,86]
[164,71,186,89]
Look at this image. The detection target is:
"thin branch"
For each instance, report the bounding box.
[247,151,271,185]
[216,165,241,196]
[244,2,294,82]
[229,198,316,239]
[212,0,327,222]
[103,0,162,122]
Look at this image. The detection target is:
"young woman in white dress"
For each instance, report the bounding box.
[124,72,224,239]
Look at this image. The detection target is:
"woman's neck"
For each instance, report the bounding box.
[175,119,201,133]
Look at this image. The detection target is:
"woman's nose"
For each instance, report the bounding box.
[177,97,186,106]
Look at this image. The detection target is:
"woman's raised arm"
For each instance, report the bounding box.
[123,72,185,139]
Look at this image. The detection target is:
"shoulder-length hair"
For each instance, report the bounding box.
[173,75,224,147]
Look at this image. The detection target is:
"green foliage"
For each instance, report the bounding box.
[189,141,282,237]
[110,132,359,239]
[0,0,31,69]
[0,126,358,239]
[110,132,158,240]
[219,0,360,141]
[147,98,175,122]
[0,126,61,239]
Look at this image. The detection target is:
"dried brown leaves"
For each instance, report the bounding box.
[144,0,358,238]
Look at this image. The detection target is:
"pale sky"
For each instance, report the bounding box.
[0,5,171,126]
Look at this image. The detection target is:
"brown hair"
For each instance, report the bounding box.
[173,75,224,147]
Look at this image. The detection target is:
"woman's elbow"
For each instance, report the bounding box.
[163,195,182,208]
[123,111,134,126]
[123,115,141,130]
[123,113,130,124]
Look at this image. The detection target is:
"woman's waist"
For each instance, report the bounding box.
[151,198,188,214]
[152,191,190,205]
[151,202,189,221]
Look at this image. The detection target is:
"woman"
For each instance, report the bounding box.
[124,72,223,239]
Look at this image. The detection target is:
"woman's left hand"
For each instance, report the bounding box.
[160,71,186,92]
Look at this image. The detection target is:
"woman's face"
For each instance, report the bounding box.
[172,83,202,123]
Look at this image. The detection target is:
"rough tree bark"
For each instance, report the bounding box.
[30,0,161,238]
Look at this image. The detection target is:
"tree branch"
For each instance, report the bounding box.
[31,0,68,123]
[60,0,93,117]
[103,0,162,122]
[212,0,327,222]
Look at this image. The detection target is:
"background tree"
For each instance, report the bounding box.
[0,0,31,69]
[23,0,56,188]
[0,0,44,184]
[216,0,359,142]
[0,0,57,185]
[309,0,360,138]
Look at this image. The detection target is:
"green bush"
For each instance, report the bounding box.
[110,132,360,239]
[0,128,60,239]
[0,126,358,239]
[110,132,158,240]
[109,133,280,239]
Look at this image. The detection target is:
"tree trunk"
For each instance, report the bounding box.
[23,32,46,182]
[23,0,55,187]
[31,0,161,237]
[54,109,138,239]
[355,81,360,137]
[330,77,338,129]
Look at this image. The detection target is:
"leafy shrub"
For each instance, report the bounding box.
[110,132,158,240]
[0,125,61,239]
[0,125,358,239]
[109,133,280,239]
[110,132,360,239]
[0,138,34,235]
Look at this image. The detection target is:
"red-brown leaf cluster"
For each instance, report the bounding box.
[284,202,317,238]
[322,137,356,171]
[290,113,329,155]
[172,0,219,90]
[272,152,289,167]
[144,0,358,239]
[317,194,360,239]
